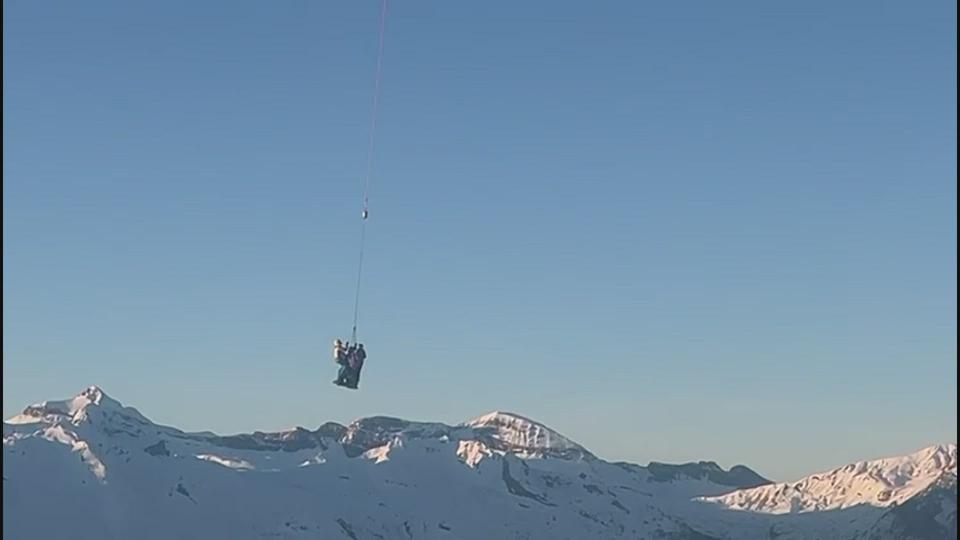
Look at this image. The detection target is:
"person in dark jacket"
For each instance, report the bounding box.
[346,343,367,389]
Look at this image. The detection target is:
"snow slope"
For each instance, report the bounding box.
[462,411,593,460]
[699,444,957,513]
[855,472,958,540]
[3,387,955,540]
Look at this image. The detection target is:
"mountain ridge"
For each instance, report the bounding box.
[3,386,954,540]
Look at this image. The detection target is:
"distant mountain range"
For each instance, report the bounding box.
[3,386,955,539]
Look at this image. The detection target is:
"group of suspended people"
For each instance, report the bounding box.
[332,339,367,390]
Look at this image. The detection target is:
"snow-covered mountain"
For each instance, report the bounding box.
[699,444,957,513]
[692,443,957,540]
[3,387,955,540]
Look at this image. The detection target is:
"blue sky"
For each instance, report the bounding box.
[3,0,956,481]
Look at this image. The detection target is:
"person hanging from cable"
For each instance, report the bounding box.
[333,339,351,386]
[348,343,358,387]
[345,343,366,389]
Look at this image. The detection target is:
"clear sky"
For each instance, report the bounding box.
[3,0,956,481]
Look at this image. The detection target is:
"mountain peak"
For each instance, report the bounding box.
[465,411,535,429]
[6,385,146,428]
[914,443,958,468]
[76,385,107,405]
[463,411,593,460]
